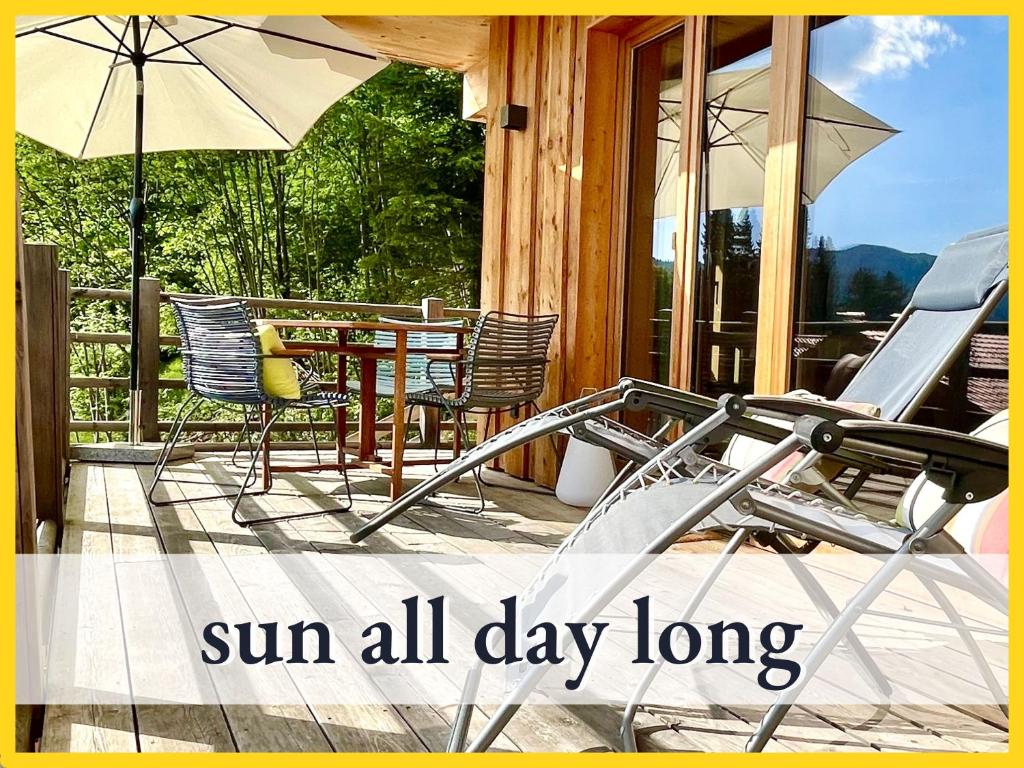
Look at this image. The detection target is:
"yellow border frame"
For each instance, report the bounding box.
[2,4,1018,764]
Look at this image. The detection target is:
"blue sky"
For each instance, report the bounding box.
[805,16,1008,255]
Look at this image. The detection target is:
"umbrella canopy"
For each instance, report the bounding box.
[16,15,388,157]
[654,66,898,216]
[16,15,388,442]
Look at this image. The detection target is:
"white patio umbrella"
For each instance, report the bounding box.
[16,15,388,441]
[653,66,898,216]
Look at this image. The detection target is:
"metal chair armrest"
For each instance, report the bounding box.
[425,352,464,362]
[794,416,1007,503]
[425,357,460,395]
[270,348,317,359]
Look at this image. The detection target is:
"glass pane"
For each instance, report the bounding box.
[792,16,1008,430]
[691,17,774,397]
[621,28,685,392]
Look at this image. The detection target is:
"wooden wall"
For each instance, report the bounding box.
[478,15,821,487]
[480,16,629,487]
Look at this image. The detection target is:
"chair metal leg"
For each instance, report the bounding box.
[446,663,483,752]
[620,528,749,752]
[918,576,1008,718]
[233,407,355,528]
[147,393,200,503]
[230,405,258,468]
[147,394,261,507]
[779,550,893,700]
[745,505,965,752]
[450,406,485,513]
[403,404,417,447]
[307,408,322,466]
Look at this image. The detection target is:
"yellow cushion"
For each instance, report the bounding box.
[255,322,301,400]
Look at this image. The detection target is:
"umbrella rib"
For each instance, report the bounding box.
[143,21,233,60]
[141,15,157,51]
[92,16,135,58]
[151,16,293,148]
[79,16,133,159]
[15,16,91,38]
[809,114,899,133]
[36,28,126,58]
[189,15,384,62]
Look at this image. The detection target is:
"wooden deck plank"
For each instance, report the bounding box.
[136,462,341,752]
[633,538,1004,752]
[183,463,434,752]
[40,464,138,753]
[388,500,791,753]
[104,464,235,753]
[144,462,361,752]
[253,456,1001,754]
[276,485,623,753]
[276,487,525,752]
[45,451,1009,754]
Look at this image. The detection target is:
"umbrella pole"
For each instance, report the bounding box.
[128,16,147,444]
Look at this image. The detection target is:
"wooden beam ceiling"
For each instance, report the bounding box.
[326,16,490,72]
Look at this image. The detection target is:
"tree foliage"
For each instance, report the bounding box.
[16,63,485,434]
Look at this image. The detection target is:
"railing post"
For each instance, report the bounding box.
[421,296,444,320]
[134,276,162,443]
[16,198,38,555]
[56,269,70,484]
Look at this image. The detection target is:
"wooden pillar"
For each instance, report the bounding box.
[23,244,66,535]
[753,16,809,395]
[135,276,162,442]
[421,296,444,320]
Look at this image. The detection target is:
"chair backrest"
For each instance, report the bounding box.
[373,317,465,389]
[463,311,559,409]
[171,298,265,404]
[839,225,1008,420]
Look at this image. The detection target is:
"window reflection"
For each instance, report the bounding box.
[792,16,1008,430]
[691,17,774,397]
[622,28,685,394]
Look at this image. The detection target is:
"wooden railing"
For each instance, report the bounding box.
[17,242,70,549]
[52,252,480,446]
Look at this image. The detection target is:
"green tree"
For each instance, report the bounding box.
[16,63,485,435]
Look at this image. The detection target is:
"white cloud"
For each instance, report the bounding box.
[825,16,963,98]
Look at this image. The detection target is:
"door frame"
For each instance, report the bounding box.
[582,15,811,395]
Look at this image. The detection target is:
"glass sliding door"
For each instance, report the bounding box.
[690,17,774,397]
[621,26,685,398]
[792,16,1008,430]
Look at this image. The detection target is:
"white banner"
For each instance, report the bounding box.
[17,552,1007,708]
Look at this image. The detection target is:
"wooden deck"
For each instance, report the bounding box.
[41,451,1009,753]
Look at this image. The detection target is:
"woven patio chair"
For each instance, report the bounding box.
[146,298,353,527]
[401,310,558,510]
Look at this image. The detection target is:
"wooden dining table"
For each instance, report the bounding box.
[265,318,472,500]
